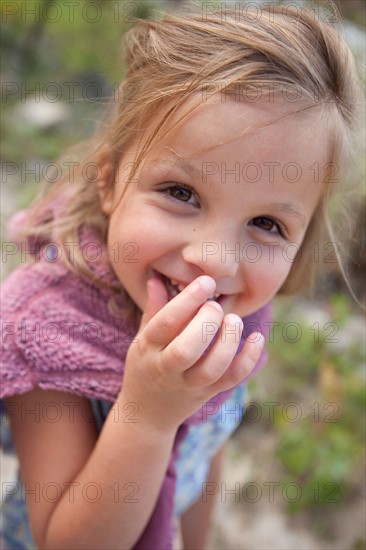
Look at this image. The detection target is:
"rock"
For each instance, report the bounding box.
[14,98,70,129]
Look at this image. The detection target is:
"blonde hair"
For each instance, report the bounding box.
[17,2,363,318]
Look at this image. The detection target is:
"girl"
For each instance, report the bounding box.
[1,3,361,549]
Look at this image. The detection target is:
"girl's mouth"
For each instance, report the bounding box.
[153,271,222,302]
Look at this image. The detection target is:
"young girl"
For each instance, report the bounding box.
[1,3,361,549]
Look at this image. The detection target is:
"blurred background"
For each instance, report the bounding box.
[1,1,365,548]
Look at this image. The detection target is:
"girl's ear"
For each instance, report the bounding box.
[96,146,116,216]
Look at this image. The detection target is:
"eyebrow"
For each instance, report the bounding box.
[268,202,306,226]
[151,157,202,180]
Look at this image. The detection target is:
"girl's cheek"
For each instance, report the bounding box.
[252,252,293,288]
[256,244,292,269]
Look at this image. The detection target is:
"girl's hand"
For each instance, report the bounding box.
[120,276,263,432]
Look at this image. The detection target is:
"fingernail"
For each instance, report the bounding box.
[198,276,216,292]
[225,313,243,327]
[247,333,264,348]
[206,299,222,311]
[255,334,264,349]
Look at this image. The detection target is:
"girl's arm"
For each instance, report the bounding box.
[180,444,226,550]
[6,387,177,550]
[6,276,261,549]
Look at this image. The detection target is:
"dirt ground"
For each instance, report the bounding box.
[206,426,365,550]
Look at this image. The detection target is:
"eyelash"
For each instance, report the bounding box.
[249,217,286,238]
[159,184,287,238]
[159,183,199,207]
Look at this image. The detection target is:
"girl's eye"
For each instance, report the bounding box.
[250,216,285,236]
[160,184,199,207]
[170,186,192,202]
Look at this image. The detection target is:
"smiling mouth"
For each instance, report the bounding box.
[154,271,222,302]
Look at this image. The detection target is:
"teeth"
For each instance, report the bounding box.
[163,277,179,299]
[168,277,186,292]
[164,276,221,301]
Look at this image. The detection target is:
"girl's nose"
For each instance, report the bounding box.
[182,237,241,279]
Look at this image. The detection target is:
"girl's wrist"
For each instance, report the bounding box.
[113,392,180,442]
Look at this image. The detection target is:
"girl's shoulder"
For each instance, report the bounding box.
[0,252,105,336]
[1,254,70,316]
[0,253,131,402]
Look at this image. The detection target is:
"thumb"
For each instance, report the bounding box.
[139,277,169,331]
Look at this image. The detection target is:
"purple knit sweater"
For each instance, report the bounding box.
[0,222,271,549]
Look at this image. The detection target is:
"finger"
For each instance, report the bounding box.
[184,314,244,386]
[143,275,217,347]
[139,277,169,332]
[162,300,224,371]
[208,332,265,394]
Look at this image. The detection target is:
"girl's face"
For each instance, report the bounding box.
[100,98,329,317]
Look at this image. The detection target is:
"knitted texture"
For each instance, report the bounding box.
[1,239,134,402]
[1,222,271,549]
